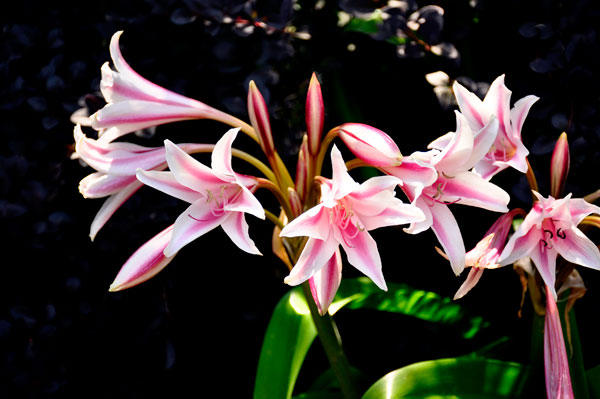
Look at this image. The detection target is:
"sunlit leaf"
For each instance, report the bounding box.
[255,278,490,399]
[362,357,528,399]
[331,277,488,339]
[254,288,317,399]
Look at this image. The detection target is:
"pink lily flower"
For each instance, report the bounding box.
[453,209,523,299]
[453,74,539,180]
[109,225,176,291]
[92,31,236,143]
[136,128,265,257]
[400,112,510,275]
[74,124,209,240]
[499,192,600,299]
[337,123,403,168]
[544,284,574,399]
[280,145,425,299]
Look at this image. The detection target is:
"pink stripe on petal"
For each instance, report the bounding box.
[530,243,558,300]
[109,225,176,291]
[510,95,539,141]
[223,185,265,220]
[466,116,499,169]
[285,235,339,286]
[164,140,224,192]
[430,202,465,275]
[280,204,331,241]
[432,112,474,173]
[360,202,425,230]
[554,227,600,271]
[330,145,359,200]
[338,226,387,290]
[544,285,574,399]
[568,198,600,225]
[221,212,261,255]
[500,228,541,266]
[309,250,342,315]
[136,169,201,203]
[483,75,512,136]
[383,157,438,188]
[164,200,226,257]
[442,171,510,212]
[454,267,484,300]
[79,173,136,198]
[90,180,144,240]
[453,81,486,130]
[211,128,238,180]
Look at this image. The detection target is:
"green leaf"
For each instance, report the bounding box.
[331,277,488,339]
[255,278,489,399]
[362,357,529,399]
[254,288,317,399]
[344,11,384,35]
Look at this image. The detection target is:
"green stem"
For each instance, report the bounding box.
[300,282,360,399]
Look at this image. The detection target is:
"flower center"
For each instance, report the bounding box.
[539,219,567,250]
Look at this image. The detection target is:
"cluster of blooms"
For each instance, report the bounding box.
[73,32,600,399]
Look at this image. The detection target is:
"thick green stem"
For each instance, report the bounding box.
[301,283,359,399]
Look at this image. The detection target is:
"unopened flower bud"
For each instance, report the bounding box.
[295,135,309,200]
[550,132,570,198]
[247,81,275,157]
[337,123,402,167]
[306,73,324,156]
[288,187,303,218]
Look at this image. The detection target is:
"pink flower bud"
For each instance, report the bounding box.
[337,123,403,167]
[550,132,570,199]
[287,187,303,218]
[247,81,275,157]
[306,73,324,156]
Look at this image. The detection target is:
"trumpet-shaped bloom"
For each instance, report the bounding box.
[499,192,600,299]
[544,284,574,399]
[74,124,209,239]
[453,75,538,180]
[280,145,425,295]
[92,31,235,143]
[400,112,510,275]
[338,123,403,168]
[136,128,265,257]
[454,209,522,299]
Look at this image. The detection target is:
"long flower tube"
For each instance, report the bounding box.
[544,284,574,399]
[74,124,213,239]
[92,31,256,143]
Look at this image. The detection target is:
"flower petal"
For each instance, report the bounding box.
[309,250,342,315]
[164,140,224,193]
[337,224,387,290]
[442,171,510,212]
[223,185,265,220]
[280,204,330,241]
[530,242,558,300]
[330,145,360,200]
[136,169,201,203]
[482,75,512,137]
[568,198,600,225]
[430,202,465,275]
[79,172,137,198]
[431,112,474,173]
[221,211,262,255]
[453,80,487,130]
[403,197,433,234]
[284,235,339,286]
[360,202,425,230]
[164,200,226,257]
[90,180,144,240]
[510,95,539,141]
[500,227,542,266]
[454,267,484,300]
[109,225,176,291]
[211,128,239,180]
[554,227,600,271]
[544,284,574,399]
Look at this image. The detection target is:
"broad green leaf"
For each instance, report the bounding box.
[362,357,529,399]
[255,278,489,399]
[331,277,488,339]
[254,288,317,399]
[586,364,600,397]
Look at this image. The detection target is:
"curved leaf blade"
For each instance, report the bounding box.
[362,357,528,399]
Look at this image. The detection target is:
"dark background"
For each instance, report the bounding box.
[2,0,600,397]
